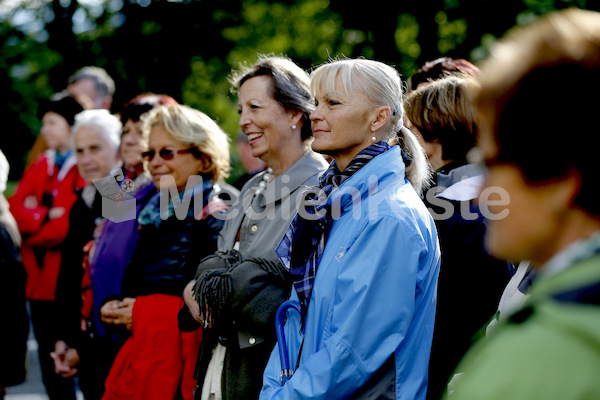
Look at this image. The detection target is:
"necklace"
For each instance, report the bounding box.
[254,167,274,196]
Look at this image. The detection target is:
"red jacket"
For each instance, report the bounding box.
[103,294,202,400]
[8,151,86,301]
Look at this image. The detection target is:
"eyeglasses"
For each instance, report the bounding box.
[141,148,196,162]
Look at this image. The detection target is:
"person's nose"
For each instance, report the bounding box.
[238,109,251,130]
[79,150,92,165]
[122,133,135,145]
[310,106,323,122]
[149,153,164,168]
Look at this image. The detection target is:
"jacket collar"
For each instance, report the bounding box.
[326,146,406,213]
[435,163,484,202]
[45,149,78,182]
[254,150,329,208]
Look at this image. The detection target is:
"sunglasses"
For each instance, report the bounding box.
[141,148,196,161]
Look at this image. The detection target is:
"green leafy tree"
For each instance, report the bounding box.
[1,0,599,183]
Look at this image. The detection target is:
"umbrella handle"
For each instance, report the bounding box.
[275,300,301,386]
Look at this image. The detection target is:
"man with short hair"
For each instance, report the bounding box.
[66,66,115,111]
[27,66,116,168]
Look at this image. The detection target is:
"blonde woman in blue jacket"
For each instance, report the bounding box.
[260,58,441,400]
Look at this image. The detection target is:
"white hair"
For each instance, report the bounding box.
[311,58,405,137]
[310,58,432,195]
[72,109,121,152]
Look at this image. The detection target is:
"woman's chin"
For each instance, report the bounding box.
[123,156,142,169]
[250,148,268,164]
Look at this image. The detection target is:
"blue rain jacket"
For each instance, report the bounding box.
[261,147,441,400]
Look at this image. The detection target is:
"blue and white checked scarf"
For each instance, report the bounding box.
[276,141,391,330]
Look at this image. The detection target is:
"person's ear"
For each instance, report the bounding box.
[371,106,391,133]
[197,154,213,176]
[288,109,303,129]
[549,169,581,212]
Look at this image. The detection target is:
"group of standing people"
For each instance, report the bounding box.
[3,7,600,400]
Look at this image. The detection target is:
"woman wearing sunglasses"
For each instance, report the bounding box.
[100,104,233,400]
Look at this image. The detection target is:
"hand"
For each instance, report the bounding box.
[50,340,79,378]
[48,207,65,220]
[183,280,202,323]
[24,196,38,209]
[100,300,121,325]
[100,298,135,331]
[117,298,135,331]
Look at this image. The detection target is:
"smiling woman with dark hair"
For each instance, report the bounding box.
[182,54,328,400]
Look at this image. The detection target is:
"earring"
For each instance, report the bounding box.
[292,125,297,129]
[371,131,377,142]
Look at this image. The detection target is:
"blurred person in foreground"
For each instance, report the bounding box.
[51,109,122,400]
[0,149,29,399]
[181,54,328,400]
[8,93,85,400]
[260,57,440,400]
[404,74,514,400]
[445,8,600,400]
[101,104,232,400]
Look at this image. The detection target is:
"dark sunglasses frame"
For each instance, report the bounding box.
[141,148,196,161]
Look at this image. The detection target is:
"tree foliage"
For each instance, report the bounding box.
[1,0,598,182]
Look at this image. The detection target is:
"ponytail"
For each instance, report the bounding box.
[396,126,432,196]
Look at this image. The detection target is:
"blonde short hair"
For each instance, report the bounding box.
[310,58,431,195]
[141,105,231,182]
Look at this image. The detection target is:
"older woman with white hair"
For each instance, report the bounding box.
[260,58,441,400]
[51,109,122,400]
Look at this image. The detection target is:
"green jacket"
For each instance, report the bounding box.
[445,253,600,400]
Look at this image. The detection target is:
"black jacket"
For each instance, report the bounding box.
[423,162,514,400]
[120,182,226,298]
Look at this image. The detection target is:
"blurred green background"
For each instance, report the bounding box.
[1,0,598,190]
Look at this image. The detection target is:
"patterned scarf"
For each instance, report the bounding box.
[138,178,212,228]
[276,141,390,330]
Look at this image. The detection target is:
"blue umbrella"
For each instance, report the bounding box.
[275,299,301,386]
